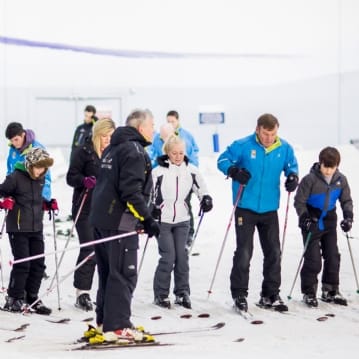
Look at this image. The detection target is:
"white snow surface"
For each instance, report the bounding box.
[0,145,359,358]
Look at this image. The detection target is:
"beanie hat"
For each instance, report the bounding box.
[5,122,24,139]
[25,147,54,178]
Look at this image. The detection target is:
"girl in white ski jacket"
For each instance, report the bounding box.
[151,135,213,309]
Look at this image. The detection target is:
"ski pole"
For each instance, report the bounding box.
[345,232,359,293]
[23,251,95,314]
[280,192,291,262]
[10,230,137,265]
[138,235,150,276]
[287,231,312,300]
[47,189,89,290]
[207,184,244,298]
[51,209,61,310]
[0,210,9,292]
[188,210,205,255]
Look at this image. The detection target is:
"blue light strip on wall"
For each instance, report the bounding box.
[0,35,293,59]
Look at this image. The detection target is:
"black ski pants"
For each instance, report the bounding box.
[231,208,281,298]
[73,211,96,291]
[94,228,138,332]
[300,228,340,295]
[8,232,46,300]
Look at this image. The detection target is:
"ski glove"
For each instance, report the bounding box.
[200,195,213,213]
[285,173,299,193]
[0,197,15,210]
[299,213,318,233]
[43,198,59,212]
[143,217,160,238]
[340,218,352,233]
[227,166,251,185]
[151,206,162,223]
[83,176,97,189]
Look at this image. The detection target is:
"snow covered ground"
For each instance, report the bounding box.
[0,144,359,358]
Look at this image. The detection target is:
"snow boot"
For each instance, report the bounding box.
[321,290,347,306]
[154,295,171,309]
[303,293,318,308]
[75,293,94,311]
[259,294,288,312]
[3,296,25,312]
[175,293,192,309]
[233,295,248,312]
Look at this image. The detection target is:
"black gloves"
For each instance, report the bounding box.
[143,217,160,238]
[285,173,299,193]
[228,166,251,185]
[200,195,213,213]
[151,206,162,223]
[299,213,318,233]
[340,218,353,233]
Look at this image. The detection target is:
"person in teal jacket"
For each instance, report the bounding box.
[5,122,52,201]
[217,113,299,313]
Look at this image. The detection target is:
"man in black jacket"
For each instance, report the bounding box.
[90,109,160,342]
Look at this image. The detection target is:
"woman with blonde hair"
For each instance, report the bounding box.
[152,135,213,309]
[67,118,116,311]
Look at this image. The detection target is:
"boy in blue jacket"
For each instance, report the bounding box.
[294,147,353,307]
[217,113,298,312]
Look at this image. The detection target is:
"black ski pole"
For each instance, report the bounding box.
[345,232,359,293]
[188,210,205,255]
[138,235,150,276]
[207,184,244,298]
[287,231,312,300]
[280,192,291,262]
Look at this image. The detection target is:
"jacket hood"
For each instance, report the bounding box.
[110,126,151,147]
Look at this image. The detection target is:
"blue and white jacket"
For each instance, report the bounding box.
[7,129,52,201]
[217,132,298,213]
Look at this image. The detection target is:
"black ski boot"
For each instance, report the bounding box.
[233,295,248,312]
[321,290,348,306]
[303,293,318,308]
[75,293,94,311]
[258,294,288,312]
[3,296,25,312]
[154,295,171,309]
[175,293,192,309]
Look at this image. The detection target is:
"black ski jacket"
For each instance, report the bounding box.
[0,165,45,232]
[89,126,153,230]
[66,138,100,215]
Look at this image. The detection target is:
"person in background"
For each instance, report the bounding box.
[294,146,353,307]
[217,113,299,312]
[152,135,213,309]
[0,147,54,314]
[5,122,52,201]
[71,105,98,151]
[89,109,160,342]
[166,110,200,249]
[66,118,116,311]
[147,123,175,168]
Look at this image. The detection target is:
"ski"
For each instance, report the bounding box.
[0,323,30,332]
[234,306,264,325]
[152,321,225,336]
[5,335,26,343]
[71,341,172,350]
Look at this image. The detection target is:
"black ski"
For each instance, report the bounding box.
[152,321,225,336]
[71,341,173,350]
[0,323,30,332]
[5,335,26,343]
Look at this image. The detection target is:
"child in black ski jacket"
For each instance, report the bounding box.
[0,147,55,314]
[294,147,353,308]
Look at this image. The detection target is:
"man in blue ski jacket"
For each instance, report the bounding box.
[217,113,299,312]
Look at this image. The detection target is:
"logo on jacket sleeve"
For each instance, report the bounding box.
[251,150,256,159]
